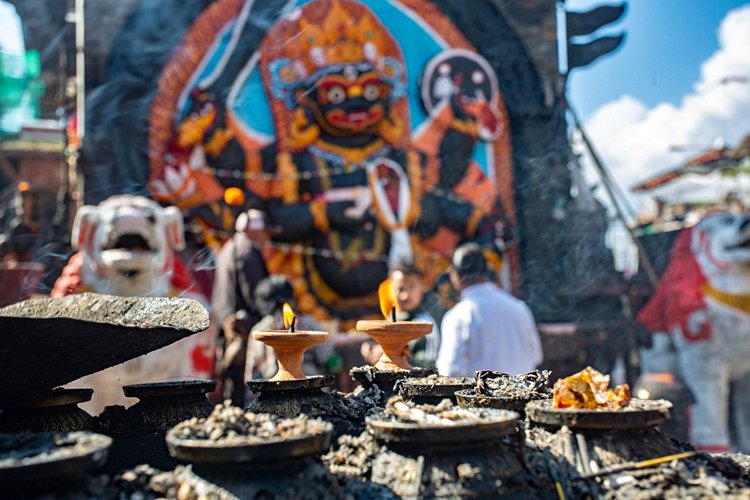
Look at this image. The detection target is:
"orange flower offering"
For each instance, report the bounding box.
[552,366,631,410]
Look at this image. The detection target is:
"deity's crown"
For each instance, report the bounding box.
[281,0,391,75]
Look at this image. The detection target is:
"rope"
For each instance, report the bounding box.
[203,165,476,204]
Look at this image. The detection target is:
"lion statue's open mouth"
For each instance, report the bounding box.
[725,231,750,253]
[100,228,159,279]
[103,233,153,252]
[693,212,750,268]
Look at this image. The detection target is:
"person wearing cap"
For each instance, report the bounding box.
[212,208,270,404]
[437,243,542,377]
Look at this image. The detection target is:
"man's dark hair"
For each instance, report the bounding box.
[451,243,488,282]
[390,262,423,278]
[254,275,293,317]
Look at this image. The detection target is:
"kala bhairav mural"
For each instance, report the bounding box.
[147,0,515,320]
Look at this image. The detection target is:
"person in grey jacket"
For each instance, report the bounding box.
[212,209,269,405]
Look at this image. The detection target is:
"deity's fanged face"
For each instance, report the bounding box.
[304,64,392,137]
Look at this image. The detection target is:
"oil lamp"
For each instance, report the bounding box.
[251,303,328,381]
[355,278,433,371]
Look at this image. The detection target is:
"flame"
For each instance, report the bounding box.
[378,278,398,320]
[282,302,296,329]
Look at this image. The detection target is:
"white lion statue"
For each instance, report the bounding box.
[638,211,750,452]
[51,195,215,414]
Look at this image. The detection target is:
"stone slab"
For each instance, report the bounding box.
[0,293,209,397]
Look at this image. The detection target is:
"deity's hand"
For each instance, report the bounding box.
[152,147,200,202]
[413,192,441,238]
[151,145,224,208]
[327,201,369,231]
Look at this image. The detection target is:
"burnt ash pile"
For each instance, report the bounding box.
[0,431,112,494]
[323,431,381,478]
[170,402,328,444]
[527,422,682,470]
[524,436,750,499]
[166,462,396,500]
[456,370,551,417]
[475,370,551,399]
[400,375,473,386]
[41,461,393,499]
[349,366,438,399]
[362,397,540,498]
[95,380,215,474]
[246,381,387,439]
[0,433,70,466]
[376,396,503,426]
[106,464,168,499]
[524,400,750,498]
[161,404,393,499]
[596,453,750,499]
[396,375,474,404]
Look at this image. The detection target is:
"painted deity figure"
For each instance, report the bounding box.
[253,0,420,319]
[147,0,516,321]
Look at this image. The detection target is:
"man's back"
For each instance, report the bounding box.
[437,282,542,377]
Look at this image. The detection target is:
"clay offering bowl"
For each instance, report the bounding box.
[356,320,433,371]
[251,330,328,381]
[0,432,112,491]
[526,399,673,430]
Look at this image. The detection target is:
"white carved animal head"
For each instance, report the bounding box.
[691,211,750,287]
[71,195,185,297]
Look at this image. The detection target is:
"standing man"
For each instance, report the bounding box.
[212,208,269,405]
[437,244,542,377]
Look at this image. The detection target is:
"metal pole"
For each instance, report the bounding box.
[72,0,85,210]
[75,0,85,143]
[567,101,660,289]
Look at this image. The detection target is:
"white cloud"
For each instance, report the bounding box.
[581,5,750,213]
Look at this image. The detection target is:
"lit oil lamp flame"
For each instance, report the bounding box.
[378,278,398,321]
[283,302,296,332]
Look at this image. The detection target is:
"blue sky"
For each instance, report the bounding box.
[566,0,750,213]
[567,0,750,121]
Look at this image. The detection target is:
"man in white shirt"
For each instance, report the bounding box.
[437,244,543,377]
